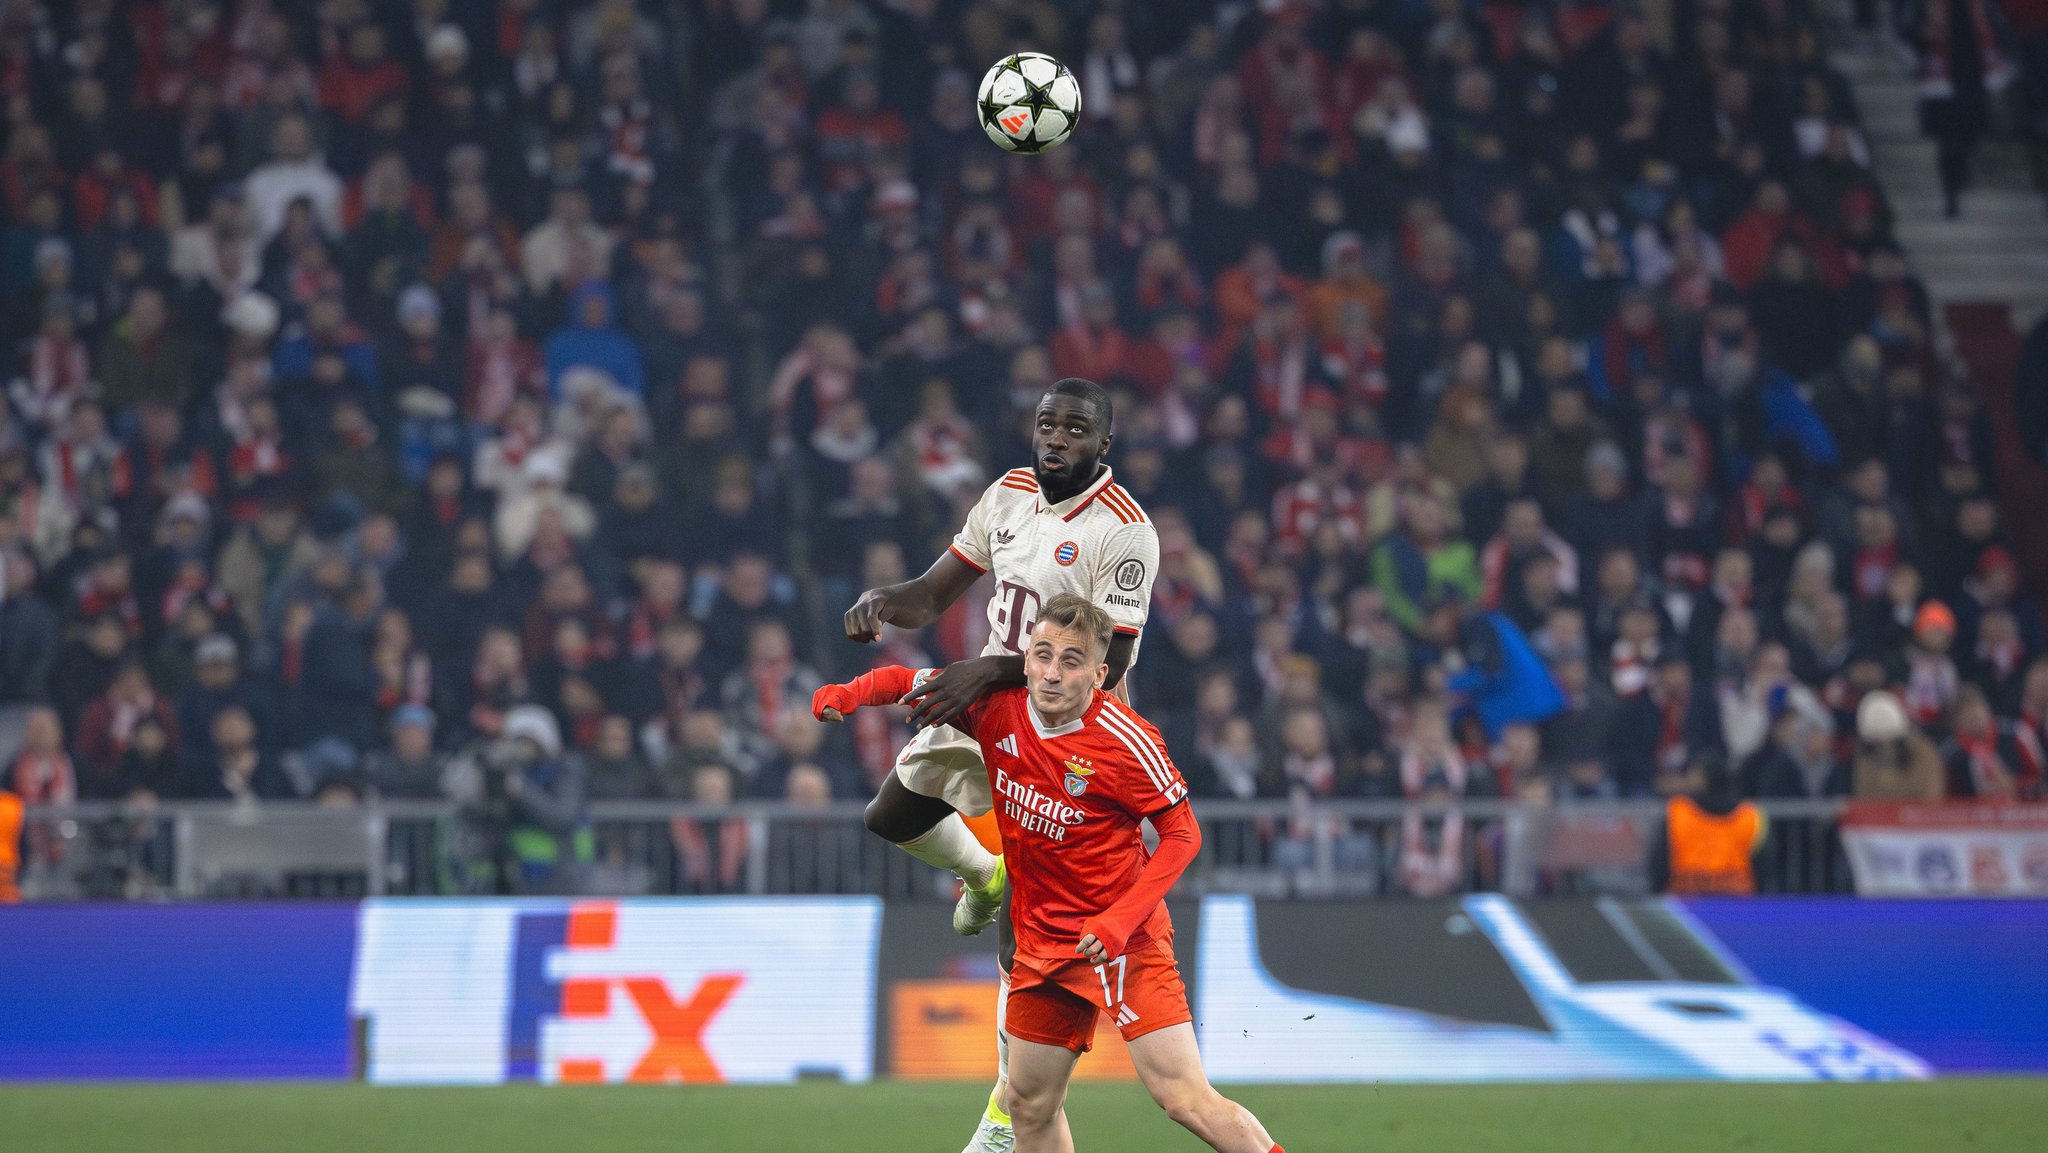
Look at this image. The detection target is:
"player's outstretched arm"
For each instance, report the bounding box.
[901,654,1024,728]
[843,551,983,642]
[1077,801,1202,963]
[811,666,925,723]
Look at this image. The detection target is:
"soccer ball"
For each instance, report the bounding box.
[976,52,1081,154]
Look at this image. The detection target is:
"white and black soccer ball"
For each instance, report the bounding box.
[976,52,1081,154]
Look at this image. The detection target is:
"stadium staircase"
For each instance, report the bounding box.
[1829,12,2048,610]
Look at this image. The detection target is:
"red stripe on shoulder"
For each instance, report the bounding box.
[1109,486,1148,522]
[1104,488,1143,524]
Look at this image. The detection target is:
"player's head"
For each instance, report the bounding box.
[1033,378,1114,494]
[1025,594,1115,722]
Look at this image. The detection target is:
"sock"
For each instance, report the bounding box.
[985,1085,1011,1127]
[896,813,999,890]
[1270,1146,1285,1153]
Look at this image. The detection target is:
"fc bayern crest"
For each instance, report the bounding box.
[1054,541,1079,566]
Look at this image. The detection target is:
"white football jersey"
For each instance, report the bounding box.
[948,466,1158,658]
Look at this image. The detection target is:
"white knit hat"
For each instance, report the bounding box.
[1857,691,1909,741]
[502,705,562,758]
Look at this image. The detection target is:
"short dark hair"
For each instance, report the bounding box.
[1045,378,1113,431]
[1034,593,1115,660]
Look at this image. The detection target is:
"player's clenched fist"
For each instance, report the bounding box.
[842,588,894,643]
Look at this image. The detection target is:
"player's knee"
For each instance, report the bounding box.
[1153,1082,1220,1133]
[861,791,895,839]
[1007,1081,1063,1130]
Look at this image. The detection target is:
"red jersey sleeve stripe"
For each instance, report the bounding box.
[1100,491,1136,524]
[1113,624,1141,635]
[947,544,988,573]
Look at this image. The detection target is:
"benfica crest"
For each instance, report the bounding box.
[1062,758,1095,797]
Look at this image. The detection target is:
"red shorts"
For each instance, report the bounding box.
[1004,933,1192,1053]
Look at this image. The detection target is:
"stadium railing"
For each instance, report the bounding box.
[12,797,1853,901]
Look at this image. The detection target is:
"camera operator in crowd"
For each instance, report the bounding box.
[441,706,592,894]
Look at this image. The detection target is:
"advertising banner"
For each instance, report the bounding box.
[1193,895,1932,1082]
[1683,898,2048,1073]
[348,898,881,1085]
[3,896,2040,1083]
[0,904,358,1080]
[1840,801,2048,896]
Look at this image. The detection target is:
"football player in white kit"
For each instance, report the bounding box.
[842,378,1157,1153]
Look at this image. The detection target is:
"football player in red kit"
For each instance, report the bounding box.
[816,594,1283,1153]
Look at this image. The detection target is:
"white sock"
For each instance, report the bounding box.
[897,813,999,889]
[995,971,1011,1086]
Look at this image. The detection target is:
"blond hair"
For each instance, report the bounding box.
[1034,594,1115,659]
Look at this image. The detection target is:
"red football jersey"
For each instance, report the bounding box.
[957,687,1190,959]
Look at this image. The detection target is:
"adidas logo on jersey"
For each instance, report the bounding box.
[994,529,1015,546]
[996,734,1019,757]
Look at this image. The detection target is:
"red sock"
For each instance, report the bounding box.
[1269,1146,1284,1153]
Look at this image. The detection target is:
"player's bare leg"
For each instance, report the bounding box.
[1127,1022,1280,1153]
[1004,1034,1080,1153]
[864,772,1005,933]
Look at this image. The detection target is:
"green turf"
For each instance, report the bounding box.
[3,1080,2043,1152]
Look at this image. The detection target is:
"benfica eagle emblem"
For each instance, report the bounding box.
[1062,758,1095,797]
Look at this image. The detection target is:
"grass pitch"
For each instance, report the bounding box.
[4,1080,2042,1152]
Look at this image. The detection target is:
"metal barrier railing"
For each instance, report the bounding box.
[11,798,1854,901]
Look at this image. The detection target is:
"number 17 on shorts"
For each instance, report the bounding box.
[1094,956,1139,1028]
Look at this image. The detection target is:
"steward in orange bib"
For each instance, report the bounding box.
[1652,755,1767,895]
[0,789,22,902]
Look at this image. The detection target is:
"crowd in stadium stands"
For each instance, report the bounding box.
[1,0,2046,893]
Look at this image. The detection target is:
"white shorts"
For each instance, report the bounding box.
[894,722,993,816]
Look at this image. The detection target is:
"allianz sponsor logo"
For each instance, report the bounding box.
[1104,592,1143,609]
[996,766,1089,841]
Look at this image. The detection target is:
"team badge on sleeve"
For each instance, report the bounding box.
[1062,759,1095,796]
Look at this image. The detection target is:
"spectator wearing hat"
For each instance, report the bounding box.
[361,705,449,800]
[175,632,271,765]
[1852,690,1947,800]
[496,703,594,893]
[1902,600,1962,731]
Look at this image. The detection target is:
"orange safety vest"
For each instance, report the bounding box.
[0,791,21,903]
[1665,795,1761,895]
